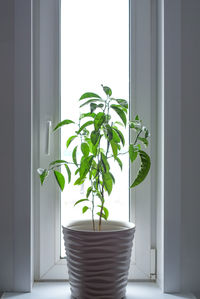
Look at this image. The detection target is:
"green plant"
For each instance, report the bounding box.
[38,85,151,231]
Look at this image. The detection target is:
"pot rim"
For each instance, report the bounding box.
[62,219,136,233]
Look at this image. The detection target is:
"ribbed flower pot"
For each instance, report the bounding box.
[62,220,135,299]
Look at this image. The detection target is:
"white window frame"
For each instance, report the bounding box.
[34,0,157,281]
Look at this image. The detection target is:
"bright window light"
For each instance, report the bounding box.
[61,0,129,256]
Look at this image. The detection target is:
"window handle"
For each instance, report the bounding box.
[46,121,52,155]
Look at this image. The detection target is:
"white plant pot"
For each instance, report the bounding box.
[63,220,135,299]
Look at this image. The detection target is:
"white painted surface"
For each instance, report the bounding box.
[33,0,61,281]
[161,0,200,295]
[0,0,14,291]
[129,0,156,280]
[36,0,155,281]
[2,282,195,299]
[163,0,182,293]
[0,0,32,292]
[14,0,32,292]
[181,0,200,295]
[156,0,164,290]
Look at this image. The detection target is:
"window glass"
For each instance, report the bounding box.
[61,0,129,256]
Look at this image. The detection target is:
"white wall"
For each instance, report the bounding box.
[0,0,15,290]
[157,0,200,295]
[163,0,182,293]
[156,0,164,289]
[181,0,200,296]
[0,0,32,292]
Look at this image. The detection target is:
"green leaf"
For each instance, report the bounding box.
[54,170,65,191]
[145,129,150,138]
[86,186,93,198]
[64,164,71,183]
[79,92,101,100]
[80,155,94,179]
[101,152,110,173]
[38,168,48,185]
[53,119,74,131]
[138,137,149,147]
[115,99,128,108]
[113,127,125,146]
[96,191,104,203]
[130,150,151,188]
[135,115,139,120]
[81,142,89,157]
[90,103,97,113]
[90,160,97,179]
[112,128,120,143]
[109,172,115,184]
[92,142,98,156]
[129,121,135,129]
[110,140,118,159]
[115,121,124,127]
[77,120,94,134]
[103,206,109,220]
[49,160,67,166]
[82,206,89,213]
[102,172,113,195]
[134,144,141,151]
[94,112,106,130]
[91,130,100,145]
[102,85,112,96]
[112,104,127,114]
[80,99,104,108]
[79,112,96,119]
[97,212,107,220]
[74,199,89,206]
[129,144,138,162]
[72,146,78,166]
[110,104,127,127]
[116,143,121,150]
[115,157,123,170]
[132,120,142,130]
[97,206,109,220]
[74,177,85,185]
[105,124,113,141]
[66,135,77,148]
[75,168,80,175]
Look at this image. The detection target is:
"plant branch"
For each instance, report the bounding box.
[134,129,142,145]
[98,139,110,231]
[91,180,95,231]
[107,151,129,159]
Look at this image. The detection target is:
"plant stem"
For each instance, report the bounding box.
[91,180,95,231]
[134,129,142,145]
[98,139,110,231]
[98,183,104,231]
[107,151,129,159]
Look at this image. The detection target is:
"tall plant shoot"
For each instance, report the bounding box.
[38,85,151,231]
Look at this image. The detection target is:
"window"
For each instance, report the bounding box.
[60,0,129,257]
[34,0,156,281]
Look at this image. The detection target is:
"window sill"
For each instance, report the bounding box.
[2,282,195,299]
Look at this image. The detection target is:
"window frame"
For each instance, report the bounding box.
[34,0,157,281]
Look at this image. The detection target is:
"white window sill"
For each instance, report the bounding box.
[2,282,195,299]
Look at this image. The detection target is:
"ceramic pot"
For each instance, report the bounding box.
[63,220,135,299]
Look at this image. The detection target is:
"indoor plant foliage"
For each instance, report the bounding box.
[38,85,151,231]
[38,85,151,298]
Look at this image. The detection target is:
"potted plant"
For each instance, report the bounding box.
[38,85,151,299]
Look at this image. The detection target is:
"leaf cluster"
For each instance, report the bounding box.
[38,85,151,230]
